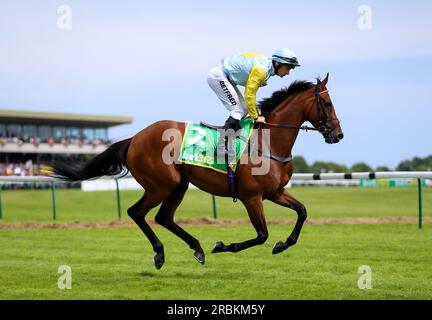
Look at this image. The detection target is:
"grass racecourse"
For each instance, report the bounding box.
[0,186,431,299]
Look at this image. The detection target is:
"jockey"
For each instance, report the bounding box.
[207,48,301,156]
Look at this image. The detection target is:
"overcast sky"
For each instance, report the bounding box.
[1,0,431,168]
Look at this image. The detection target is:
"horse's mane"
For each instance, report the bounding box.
[258,80,315,117]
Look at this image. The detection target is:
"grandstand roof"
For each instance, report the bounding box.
[0,109,133,127]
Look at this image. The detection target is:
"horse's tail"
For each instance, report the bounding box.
[51,138,132,181]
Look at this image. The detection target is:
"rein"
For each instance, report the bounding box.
[253,85,339,163]
[261,87,338,135]
[263,122,319,132]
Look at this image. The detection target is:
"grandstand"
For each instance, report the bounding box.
[0,109,132,176]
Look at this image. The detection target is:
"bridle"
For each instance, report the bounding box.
[312,84,340,137]
[262,83,339,138]
[252,83,340,163]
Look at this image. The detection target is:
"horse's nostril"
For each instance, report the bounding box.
[337,133,344,140]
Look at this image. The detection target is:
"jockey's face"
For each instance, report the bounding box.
[276,64,293,77]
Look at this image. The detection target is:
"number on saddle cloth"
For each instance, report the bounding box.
[179,118,254,175]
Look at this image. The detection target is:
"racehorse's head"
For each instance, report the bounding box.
[305,73,344,144]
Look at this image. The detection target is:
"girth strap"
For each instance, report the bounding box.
[256,147,293,163]
[246,138,293,163]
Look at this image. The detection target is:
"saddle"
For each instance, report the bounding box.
[200,122,225,130]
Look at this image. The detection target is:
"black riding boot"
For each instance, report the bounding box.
[215,116,240,163]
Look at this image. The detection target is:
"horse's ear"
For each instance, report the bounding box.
[321,72,329,86]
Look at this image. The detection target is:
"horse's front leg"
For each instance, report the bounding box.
[268,188,307,254]
[211,196,268,253]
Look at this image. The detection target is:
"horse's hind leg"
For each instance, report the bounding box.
[155,179,205,265]
[268,188,307,254]
[127,191,171,269]
[212,195,268,253]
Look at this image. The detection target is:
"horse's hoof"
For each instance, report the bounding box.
[211,241,225,253]
[194,251,205,264]
[272,241,286,254]
[153,253,165,270]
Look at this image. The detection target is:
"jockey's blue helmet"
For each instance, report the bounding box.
[271,48,301,67]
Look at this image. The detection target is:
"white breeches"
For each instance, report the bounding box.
[207,64,248,120]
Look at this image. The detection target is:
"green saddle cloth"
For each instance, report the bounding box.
[178,118,254,174]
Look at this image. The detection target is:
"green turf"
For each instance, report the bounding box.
[1,186,431,300]
[0,186,430,223]
[1,223,431,299]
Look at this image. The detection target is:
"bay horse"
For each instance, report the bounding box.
[52,73,343,270]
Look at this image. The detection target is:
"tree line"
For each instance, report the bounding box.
[293,154,432,173]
